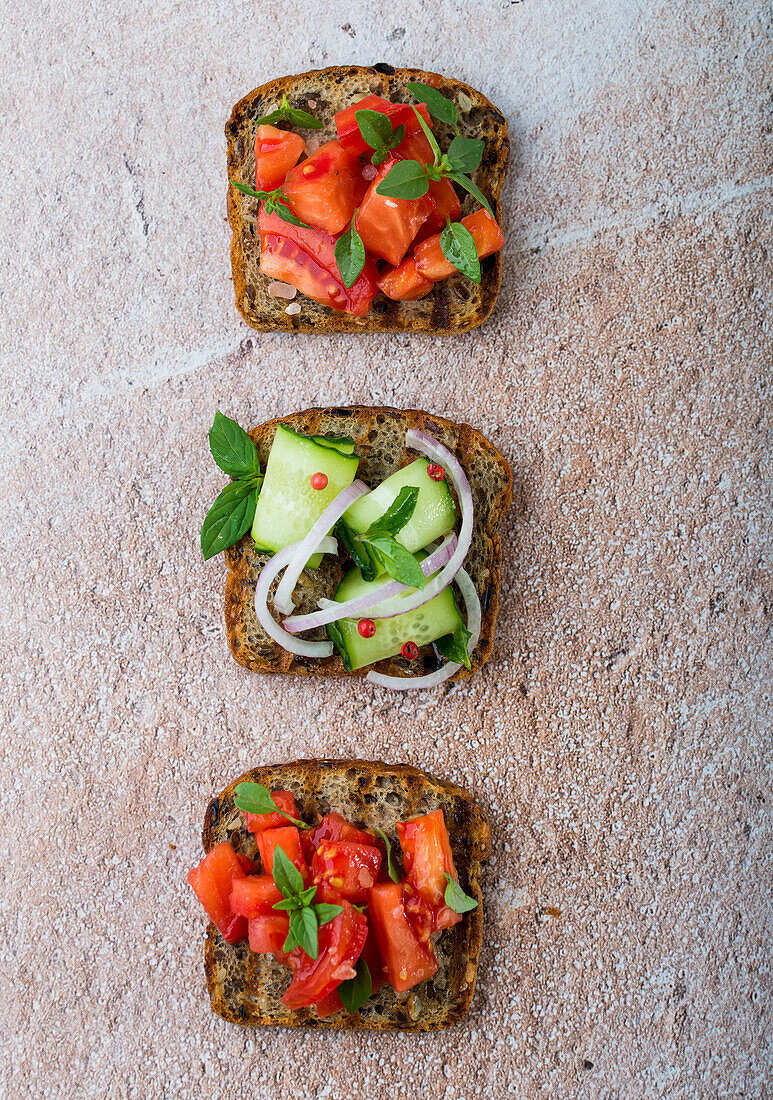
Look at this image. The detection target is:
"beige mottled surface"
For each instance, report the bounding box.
[1,1,771,1097]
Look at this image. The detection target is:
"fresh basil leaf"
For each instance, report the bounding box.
[208,411,261,479]
[444,872,478,914]
[265,196,313,229]
[366,536,426,589]
[355,108,394,149]
[314,903,344,927]
[406,81,459,132]
[293,906,320,959]
[233,782,311,829]
[409,105,442,163]
[334,212,366,288]
[365,486,419,538]
[299,885,318,905]
[449,172,494,219]
[374,827,401,883]
[446,135,485,174]
[337,958,372,1013]
[287,107,323,129]
[273,898,301,912]
[435,621,473,670]
[327,620,353,671]
[375,160,429,200]
[335,519,378,581]
[440,220,481,283]
[271,846,305,900]
[200,480,259,561]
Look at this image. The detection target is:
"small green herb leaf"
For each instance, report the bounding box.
[270,846,305,899]
[334,212,366,288]
[299,885,318,906]
[230,179,266,199]
[440,220,481,283]
[375,159,429,200]
[364,486,419,538]
[272,897,301,912]
[256,93,323,129]
[336,519,378,581]
[337,958,372,1013]
[314,903,344,927]
[263,195,313,229]
[367,537,426,589]
[233,782,311,829]
[446,135,485,174]
[293,906,320,959]
[374,827,401,883]
[327,620,353,671]
[389,123,406,150]
[356,108,394,148]
[282,925,299,952]
[435,621,473,670]
[200,480,259,561]
[449,172,494,219]
[208,410,261,479]
[406,82,459,133]
[409,105,442,163]
[444,872,478,914]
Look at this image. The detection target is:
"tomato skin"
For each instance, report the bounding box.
[244,790,299,835]
[377,256,434,301]
[312,841,382,902]
[356,164,435,266]
[230,874,283,919]
[414,209,505,281]
[391,130,461,239]
[281,901,368,1009]
[397,809,462,930]
[187,842,248,943]
[308,812,383,853]
[255,826,310,882]
[335,95,432,156]
[248,912,289,954]
[258,211,379,317]
[367,881,438,992]
[254,125,306,191]
[236,852,258,874]
[282,140,367,235]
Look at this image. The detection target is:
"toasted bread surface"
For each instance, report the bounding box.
[200,759,491,1030]
[223,406,512,683]
[226,65,509,333]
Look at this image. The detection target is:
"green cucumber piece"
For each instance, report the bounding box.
[251,426,360,566]
[311,434,356,455]
[343,459,456,552]
[327,557,465,671]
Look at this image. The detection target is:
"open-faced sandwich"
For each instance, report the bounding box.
[187,760,491,1030]
[201,406,512,689]
[226,65,509,333]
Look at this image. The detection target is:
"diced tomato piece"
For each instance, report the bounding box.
[414,208,504,281]
[308,812,383,853]
[236,852,258,874]
[187,842,248,943]
[312,842,382,902]
[254,124,306,191]
[315,988,344,1017]
[377,256,434,301]
[281,140,367,235]
[248,912,289,954]
[391,130,461,239]
[259,211,378,317]
[256,826,310,881]
[356,164,435,266]
[360,916,387,993]
[281,901,368,1009]
[367,881,438,992]
[397,809,463,931]
[335,95,433,156]
[230,874,283,918]
[244,790,299,835]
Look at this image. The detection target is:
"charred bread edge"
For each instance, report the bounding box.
[201,759,492,1030]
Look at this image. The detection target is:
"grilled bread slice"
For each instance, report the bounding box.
[200,759,491,1030]
[226,65,509,333]
[223,405,512,682]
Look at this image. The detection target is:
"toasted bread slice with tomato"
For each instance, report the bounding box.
[226,65,509,333]
[223,405,512,683]
[199,759,491,1030]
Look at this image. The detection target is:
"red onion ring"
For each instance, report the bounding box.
[254,536,338,658]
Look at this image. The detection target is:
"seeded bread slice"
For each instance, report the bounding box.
[200,759,491,1030]
[223,405,512,683]
[226,64,509,333]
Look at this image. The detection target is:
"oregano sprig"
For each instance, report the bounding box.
[229,180,313,229]
[255,93,323,130]
[270,848,343,958]
[355,109,406,166]
[201,412,263,560]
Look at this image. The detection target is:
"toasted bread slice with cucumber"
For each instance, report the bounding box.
[200,759,491,1030]
[226,65,509,334]
[223,406,512,682]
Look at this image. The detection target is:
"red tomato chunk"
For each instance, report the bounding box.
[230,874,283,919]
[187,842,247,943]
[397,808,462,930]
[308,812,383,852]
[367,881,438,992]
[244,790,298,834]
[335,95,432,157]
[414,209,505,282]
[377,257,434,301]
[356,163,435,266]
[282,901,368,1009]
[256,825,310,881]
[254,125,305,191]
[282,140,367,235]
[248,912,289,954]
[312,841,383,902]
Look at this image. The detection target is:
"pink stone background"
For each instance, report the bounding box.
[1,2,771,1097]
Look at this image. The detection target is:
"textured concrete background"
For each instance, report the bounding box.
[1,1,771,1097]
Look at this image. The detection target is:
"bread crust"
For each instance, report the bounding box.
[226,65,509,333]
[200,759,491,1030]
[222,406,512,683]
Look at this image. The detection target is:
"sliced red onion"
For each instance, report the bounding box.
[366,565,482,691]
[254,536,338,658]
[273,480,370,615]
[282,533,457,634]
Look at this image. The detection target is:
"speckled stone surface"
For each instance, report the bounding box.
[1,1,771,1097]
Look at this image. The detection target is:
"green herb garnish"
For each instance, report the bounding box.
[255,93,323,130]
[208,409,262,479]
[352,487,426,590]
[270,848,343,958]
[440,218,481,283]
[334,211,366,288]
[405,81,459,132]
[337,957,372,1013]
[234,782,312,830]
[374,827,401,884]
[229,180,313,229]
[355,109,406,166]
[435,620,473,670]
[443,872,478,914]
[201,412,263,560]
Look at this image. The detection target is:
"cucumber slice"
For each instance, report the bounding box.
[311,434,356,455]
[327,558,465,671]
[343,459,456,552]
[251,426,360,564]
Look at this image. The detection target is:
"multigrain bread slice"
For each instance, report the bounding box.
[200,759,491,1030]
[224,405,512,682]
[226,64,509,333]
